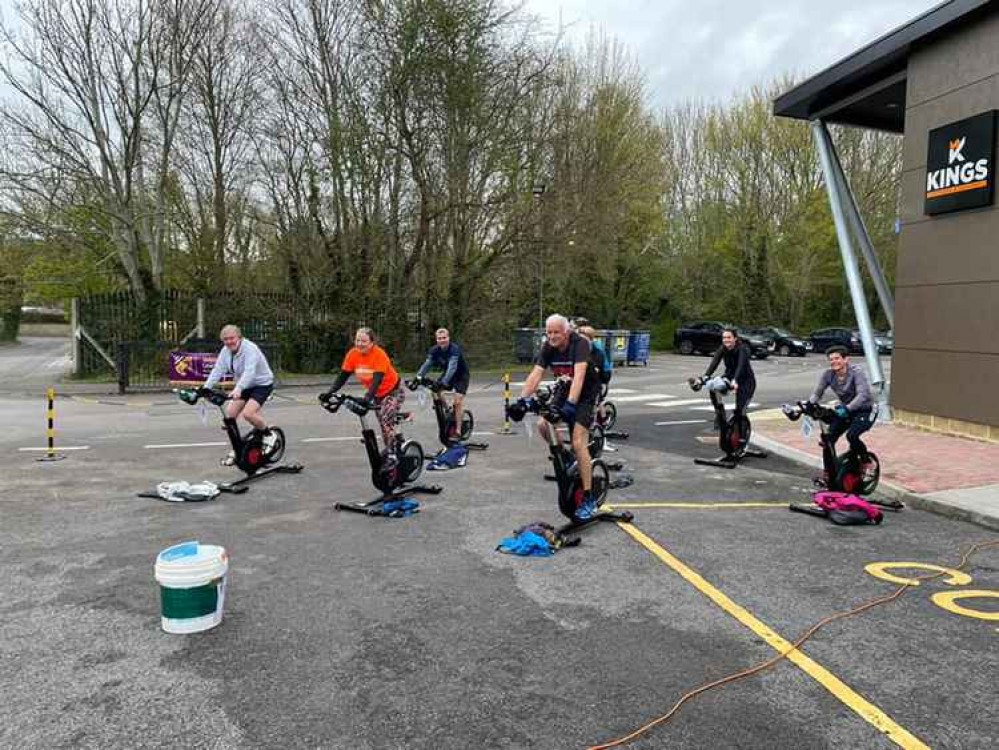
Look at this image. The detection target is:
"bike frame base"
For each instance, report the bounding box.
[219,463,304,492]
[334,484,443,515]
[694,447,767,469]
[556,509,634,537]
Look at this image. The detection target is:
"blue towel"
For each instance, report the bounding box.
[381,498,420,518]
[428,444,468,471]
[497,531,554,557]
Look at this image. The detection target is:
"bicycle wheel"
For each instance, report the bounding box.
[592,460,610,506]
[265,427,286,464]
[400,440,425,483]
[843,451,880,495]
[729,415,751,454]
[460,410,474,441]
[588,424,605,459]
[602,402,618,431]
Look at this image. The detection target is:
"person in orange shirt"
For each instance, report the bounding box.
[321,327,404,450]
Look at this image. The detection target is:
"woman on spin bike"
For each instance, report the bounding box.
[703,328,756,428]
[321,327,405,459]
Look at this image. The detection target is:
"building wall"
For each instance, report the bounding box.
[896,9,999,427]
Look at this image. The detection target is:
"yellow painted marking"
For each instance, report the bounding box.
[931,591,999,621]
[865,563,972,588]
[618,523,929,749]
[606,502,787,510]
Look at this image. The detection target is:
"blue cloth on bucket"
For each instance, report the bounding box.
[428,444,468,471]
[497,531,554,557]
[381,498,420,518]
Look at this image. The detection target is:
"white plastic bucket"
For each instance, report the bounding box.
[154,542,229,634]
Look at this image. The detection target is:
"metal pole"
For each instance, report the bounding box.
[499,372,514,435]
[812,120,886,393]
[37,388,65,462]
[828,140,895,330]
[70,297,81,376]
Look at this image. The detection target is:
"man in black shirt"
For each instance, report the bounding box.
[416,328,470,440]
[515,314,602,521]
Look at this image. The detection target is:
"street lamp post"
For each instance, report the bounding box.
[532,183,546,329]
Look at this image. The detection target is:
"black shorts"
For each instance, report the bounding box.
[574,398,595,429]
[241,384,273,405]
[451,372,470,395]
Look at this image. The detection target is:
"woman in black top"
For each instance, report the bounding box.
[704,328,756,420]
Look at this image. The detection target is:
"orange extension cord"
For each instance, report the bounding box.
[588,539,999,750]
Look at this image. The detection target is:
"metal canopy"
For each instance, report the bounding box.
[773,0,993,132]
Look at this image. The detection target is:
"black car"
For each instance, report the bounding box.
[746,326,811,357]
[809,327,863,354]
[674,321,770,359]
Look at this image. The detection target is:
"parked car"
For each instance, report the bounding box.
[674,321,770,359]
[745,326,811,357]
[874,330,894,355]
[809,327,863,354]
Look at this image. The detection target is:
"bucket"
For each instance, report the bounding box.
[154,541,229,634]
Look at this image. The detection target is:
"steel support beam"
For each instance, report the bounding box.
[812,120,888,403]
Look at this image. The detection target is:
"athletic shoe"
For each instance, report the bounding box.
[575,494,598,522]
[221,451,236,467]
[861,461,878,481]
[812,473,829,489]
[262,430,277,451]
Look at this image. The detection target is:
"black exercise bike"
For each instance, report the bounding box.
[781,400,893,503]
[689,375,766,468]
[508,384,633,535]
[404,376,488,453]
[593,384,628,441]
[177,387,303,492]
[319,391,442,515]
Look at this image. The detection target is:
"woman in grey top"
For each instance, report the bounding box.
[203,324,276,464]
[808,345,875,486]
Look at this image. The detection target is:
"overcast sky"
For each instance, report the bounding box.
[521,0,943,108]
[0,0,943,109]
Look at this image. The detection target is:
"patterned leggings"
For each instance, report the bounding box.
[377,387,405,448]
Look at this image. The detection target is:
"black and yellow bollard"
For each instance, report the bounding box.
[498,372,515,435]
[37,387,66,462]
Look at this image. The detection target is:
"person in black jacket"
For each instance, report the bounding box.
[703,328,756,427]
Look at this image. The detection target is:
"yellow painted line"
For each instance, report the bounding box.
[618,523,929,750]
[607,501,787,510]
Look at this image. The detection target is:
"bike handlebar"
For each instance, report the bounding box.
[177,387,229,408]
[318,391,373,416]
[781,400,836,423]
[405,376,450,393]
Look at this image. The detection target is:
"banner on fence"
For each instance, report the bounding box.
[169,351,232,386]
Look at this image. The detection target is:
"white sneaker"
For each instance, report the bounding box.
[221,451,235,467]
[262,430,277,450]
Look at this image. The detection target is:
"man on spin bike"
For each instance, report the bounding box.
[807,345,876,487]
[702,328,756,429]
[513,314,603,521]
[415,327,470,440]
[320,327,405,461]
[202,324,277,465]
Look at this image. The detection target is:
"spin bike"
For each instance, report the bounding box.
[688,375,766,468]
[594,384,628,441]
[780,401,897,507]
[508,384,633,536]
[177,387,303,492]
[319,391,442,515]
[404,376,488,454]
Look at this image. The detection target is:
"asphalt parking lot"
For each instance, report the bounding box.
[1,352,997,749]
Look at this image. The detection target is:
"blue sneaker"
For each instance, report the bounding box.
[575,494,598,522]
